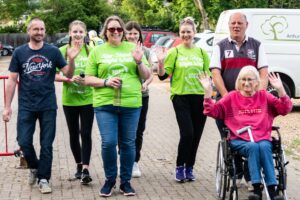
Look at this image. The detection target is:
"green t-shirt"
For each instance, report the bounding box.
[164,44,211,98]
[85,41,149,108]
[59,45,93,106]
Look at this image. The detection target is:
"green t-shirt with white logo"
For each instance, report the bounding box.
[85,41,149,108]
[59,45,93,106]
[164,44,211,98]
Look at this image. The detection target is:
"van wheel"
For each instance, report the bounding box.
[267,81,291,98]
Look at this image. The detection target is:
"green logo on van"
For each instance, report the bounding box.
[261,16,288,40]
[261,16,300,41]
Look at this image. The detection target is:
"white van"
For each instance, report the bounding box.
[214,8,300,98]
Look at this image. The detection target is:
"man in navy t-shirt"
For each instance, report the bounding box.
[2,17,80,194]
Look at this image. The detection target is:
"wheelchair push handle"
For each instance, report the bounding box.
[237,126,255,142]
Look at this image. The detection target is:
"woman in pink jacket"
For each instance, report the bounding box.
[199,65,292,200]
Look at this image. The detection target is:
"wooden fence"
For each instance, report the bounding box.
[0,33,67,47]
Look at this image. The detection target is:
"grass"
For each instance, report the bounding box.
[285,139,300,160]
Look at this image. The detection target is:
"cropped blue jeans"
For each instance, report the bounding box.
[230,139,277,186]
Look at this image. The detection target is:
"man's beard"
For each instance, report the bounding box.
[30,35,44,43]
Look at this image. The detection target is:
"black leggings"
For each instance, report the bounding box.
[63,105,94,165]
[172,95,207,167]
[135,96,149,162]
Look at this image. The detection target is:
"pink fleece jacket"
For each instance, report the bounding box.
[204,90,292,142]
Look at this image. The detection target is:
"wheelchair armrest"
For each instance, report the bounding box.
[272,126,280,131]
[221,127,230,139]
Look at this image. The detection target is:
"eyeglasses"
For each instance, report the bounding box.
[240,78,256,83]
[107,27,123,33]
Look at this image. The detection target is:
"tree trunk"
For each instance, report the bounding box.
[193,0,210,30]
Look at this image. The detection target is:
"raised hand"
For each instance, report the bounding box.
[132,42,144,63]
[198,72,213,98]
[67,40,81,60]
[268,72,283,90]
[268,72,286,97]
[154,46,167,64]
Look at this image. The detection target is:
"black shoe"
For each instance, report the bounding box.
[81,168,92,185]
[119,181,136,196]
[273,195,285,200]
[99,179,116,197]
[248,194,262,200]
[75,164,82,179]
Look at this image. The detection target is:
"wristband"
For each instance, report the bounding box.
[136,61,142,65]
[104,79,108,87]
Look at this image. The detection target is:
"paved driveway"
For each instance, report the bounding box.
[0,56,299,199]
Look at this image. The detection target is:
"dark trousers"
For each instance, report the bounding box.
[63,105,94,165]
[216,119,250,181]
[17,110,56,181]
[135,96,149,162]
[172,95,207,167]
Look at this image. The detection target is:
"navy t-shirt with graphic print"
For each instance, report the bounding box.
[9,43,67,111]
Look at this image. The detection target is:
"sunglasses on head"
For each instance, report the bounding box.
[180,18,194,25]
[107,27,123,33]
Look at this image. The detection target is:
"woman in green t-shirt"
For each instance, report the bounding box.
[84,16,150,197]
[157,17,211,182]
[55,20,93,185]
[125,21,153,178]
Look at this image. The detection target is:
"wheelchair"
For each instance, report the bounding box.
[215,126,289,200]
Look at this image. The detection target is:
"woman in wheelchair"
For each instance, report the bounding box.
[199,66,292,200]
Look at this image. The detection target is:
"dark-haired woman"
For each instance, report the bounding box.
[125,21,153,178]
[55,20,94,185]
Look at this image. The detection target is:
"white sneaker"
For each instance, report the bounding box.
[39,179,52,194]
[236,178,242,188]
[28,169,37,185]
[132,162,141,178]
[247,181,254,191]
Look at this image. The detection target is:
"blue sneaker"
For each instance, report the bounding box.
[99,179,116,197]
[175,166,185,182]
[185,166,196,181]
[120,181,136,196]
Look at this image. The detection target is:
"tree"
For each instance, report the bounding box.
[0,0,37,21]
[34,0,113,34]
[193,0,209,30]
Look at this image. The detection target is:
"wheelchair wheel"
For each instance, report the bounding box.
[276,148,288,200]
[229,185,238,200]
[216,140,228,200]
[229,158,239,200]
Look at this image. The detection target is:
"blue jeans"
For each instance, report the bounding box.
[230,139,277,186]
[17,109,57,181]
[94,105,141,182]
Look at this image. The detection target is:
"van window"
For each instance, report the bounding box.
[207,37,213,46]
